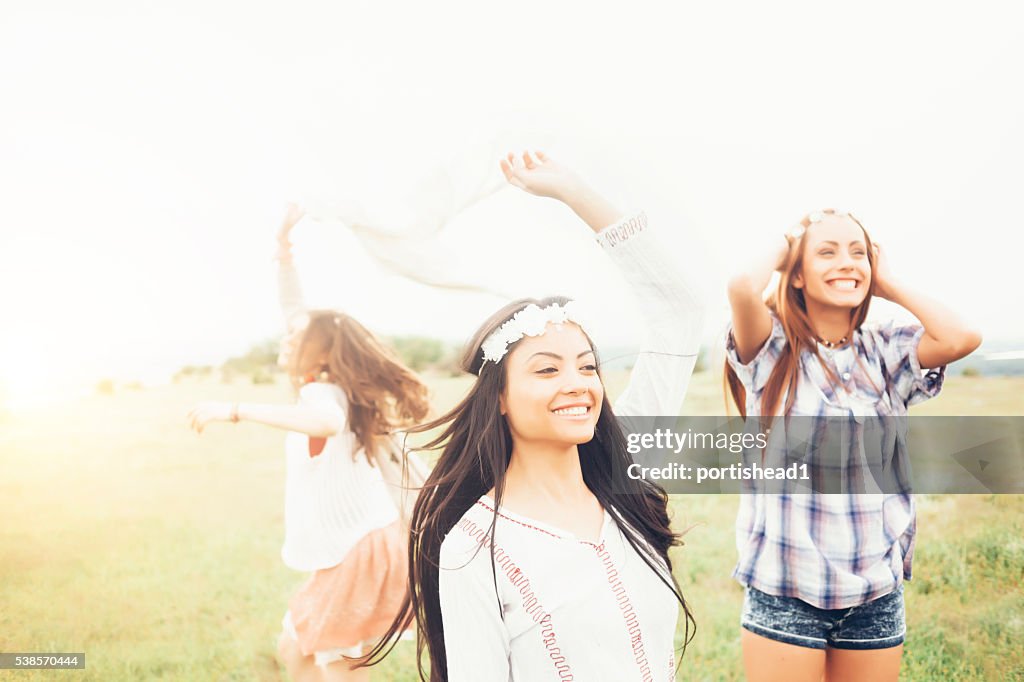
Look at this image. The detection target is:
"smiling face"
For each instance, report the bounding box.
[793,215,872,309]
[499,322,604,449]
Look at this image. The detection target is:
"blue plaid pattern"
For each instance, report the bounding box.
[725,314,945,609]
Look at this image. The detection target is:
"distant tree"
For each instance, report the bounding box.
[961,366,981,378]
[222,340,280,375]
[174,365,214,382]
[96,379,115,395]
[251,369,275,385]
[437,350,464,377]
[388,336,446,372]
[182,334,465,385]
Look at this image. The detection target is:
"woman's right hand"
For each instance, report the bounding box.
[501,151,622,233]
[499,151,583,202]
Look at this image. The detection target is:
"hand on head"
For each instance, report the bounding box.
[871,242,898,300]
[775,233,796,272]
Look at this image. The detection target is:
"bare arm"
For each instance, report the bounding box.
[188,400,342,437]
[500,151,622,231]
[727,236,789,364]
[276,203,307,327]
[872,244,982,368]
[500,150,705,415]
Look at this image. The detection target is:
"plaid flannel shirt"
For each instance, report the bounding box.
[725,313,945,609]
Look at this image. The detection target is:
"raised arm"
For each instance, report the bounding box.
[871,243,982,368]
[596,211,704,417]
[727,235,790,364]
[501,151,705,416]
[276,203,307,328]
[501,150,621,231]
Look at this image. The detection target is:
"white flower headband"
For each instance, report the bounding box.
[789,208,858,239]
[480,301,592,365]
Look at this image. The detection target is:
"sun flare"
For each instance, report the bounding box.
[0,346,71,411]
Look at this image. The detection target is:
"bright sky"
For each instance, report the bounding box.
[2,2,1021,408]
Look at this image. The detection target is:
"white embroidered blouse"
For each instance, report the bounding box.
[438,213,703,682]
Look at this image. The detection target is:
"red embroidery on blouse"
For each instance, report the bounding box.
[474,500,565,541]
[474,500,607,548]
[592,542,654,682]
[456,517,575,680]
[598,212,648,248]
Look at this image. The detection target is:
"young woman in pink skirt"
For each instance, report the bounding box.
[189,205,430,681]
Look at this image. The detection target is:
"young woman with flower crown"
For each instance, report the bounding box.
[365,151,704,681]
[189,205,430,682]
[724,209,982,682]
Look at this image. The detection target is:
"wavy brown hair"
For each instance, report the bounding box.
[290,310,430,458]
[725,210,877,427]
[364,296,695,681]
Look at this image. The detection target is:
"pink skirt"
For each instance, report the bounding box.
[285,521,408,660]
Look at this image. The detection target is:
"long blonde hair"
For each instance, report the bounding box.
[725,210,877,427]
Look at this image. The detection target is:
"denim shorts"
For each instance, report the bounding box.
[741,584,906,650]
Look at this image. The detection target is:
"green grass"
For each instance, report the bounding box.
[0,373,1021,680]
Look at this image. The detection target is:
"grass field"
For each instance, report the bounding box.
[1,372,1021,680]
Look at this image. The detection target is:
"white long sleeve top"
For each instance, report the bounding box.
[438,213,704,682]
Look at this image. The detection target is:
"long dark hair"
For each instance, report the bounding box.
[364,296,695,681]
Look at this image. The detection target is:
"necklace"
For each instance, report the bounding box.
[818,336,848,349]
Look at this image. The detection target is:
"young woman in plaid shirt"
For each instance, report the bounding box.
[724,210,981,682]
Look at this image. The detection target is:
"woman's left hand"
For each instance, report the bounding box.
[188,402,234,434]
[871,242,901,301]
[500,151,583,202]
